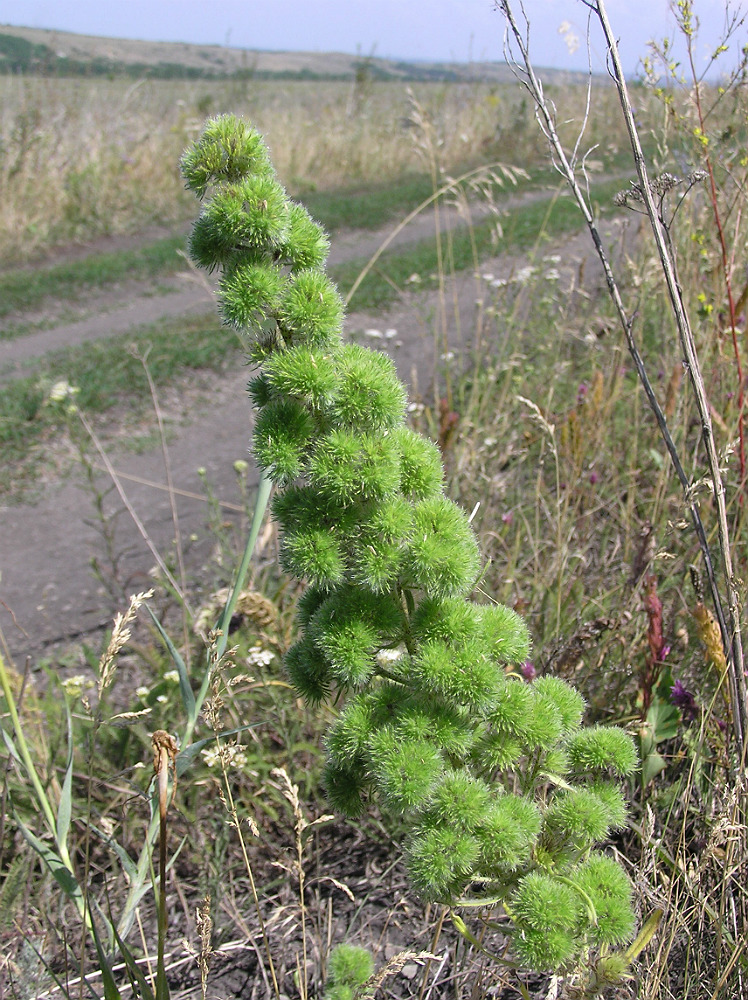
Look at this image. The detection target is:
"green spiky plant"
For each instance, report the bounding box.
[181,115,639,975]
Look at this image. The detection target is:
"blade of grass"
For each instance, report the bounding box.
[55,700,75,850]
[146,605,196,725]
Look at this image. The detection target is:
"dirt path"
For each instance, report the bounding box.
[0,196,624,663]
[0,186,578,378]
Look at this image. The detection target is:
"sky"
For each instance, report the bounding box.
[1,0,746,76]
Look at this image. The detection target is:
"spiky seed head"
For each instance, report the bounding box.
[478,603,531,665]
[331,343,407,430]
[263,345,338,408]
[284,637,331,704]
[413,637,502,709]
[180,114,274,197]
[532,676,585,733]
[279,269,344,349]
[411,596,483,646]
[219,262,286,331]
[475,794,541,869]
[573,852,636,945]
[566,725,638,776]
[279,202,331,270]
[488,678,533,735]
[407,824,480,900]
[406,496,481,599]
[393,427,445,500]
[326,943,375,990]
[369,729,444,812]
[425,770,492,830]
[252,397,314,483]
[543,787,613,851]
[309,430,400,505]
[323,759,368,816]
[280,527,346,588]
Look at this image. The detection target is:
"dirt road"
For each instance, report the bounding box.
[0,198,616,663]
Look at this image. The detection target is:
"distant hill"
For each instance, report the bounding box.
[0,24,589,84]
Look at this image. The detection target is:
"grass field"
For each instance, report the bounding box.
[0,73,632,264]
[2,42,748,1000]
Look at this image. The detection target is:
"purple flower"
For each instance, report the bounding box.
[521,660,536,682]
[577,383,588,403]
[671,679,699,721]
[589,471,599,485]
[501,511,514,525]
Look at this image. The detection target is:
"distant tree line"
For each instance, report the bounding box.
[0,32,493,83]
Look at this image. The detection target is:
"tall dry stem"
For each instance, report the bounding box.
[498,0,747,755]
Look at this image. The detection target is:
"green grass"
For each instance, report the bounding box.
[0,178,629,488]
[0,163,584,330]
[335,178,626,312]
[299,161,616,234]
[0,235,188,322]
[300,173,444,231]
[0,312,235,484]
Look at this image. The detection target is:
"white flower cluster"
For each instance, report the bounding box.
[201,741,248,769]
[246,645,275,667]
[62,674,93,698]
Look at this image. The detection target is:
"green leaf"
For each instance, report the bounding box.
[640,748,666,786]
[14,813,82,903]
[625,907,664,961]
[146,606,196,723]
[90,907,127,1000]
[646,697,679,742]
[1,726,22,766]
[88,822,137,882]
[56,702,75,850]
[112,925,158,1000]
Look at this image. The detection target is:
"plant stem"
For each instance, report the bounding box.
[592,0,747,754]
[500,0,746,753]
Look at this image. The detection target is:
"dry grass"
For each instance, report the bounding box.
[3,56,746,1000]
[0,74,631,265]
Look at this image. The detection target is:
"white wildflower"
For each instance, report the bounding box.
[247,645,275,667]
[47,380,80,403]
[515,265,535,285]
[201,741,248,769]
[136,686,150,700]
[62,674,89,698]
[164,670,180,684]
[559,21,580,54]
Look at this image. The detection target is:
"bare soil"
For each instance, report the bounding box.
[0,199,624,663]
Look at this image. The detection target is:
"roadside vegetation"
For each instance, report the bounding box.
[0,71,632,264]
[1,5,747,998]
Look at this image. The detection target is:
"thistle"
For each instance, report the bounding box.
[181,115,639,974]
